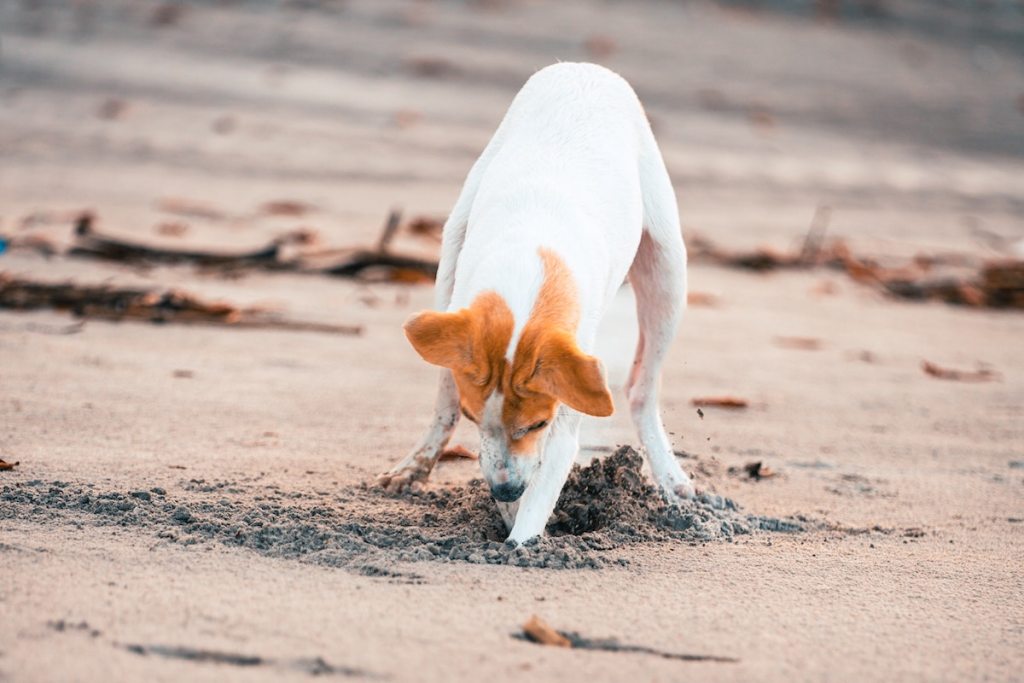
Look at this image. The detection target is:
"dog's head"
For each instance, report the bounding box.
[403,251,613,502]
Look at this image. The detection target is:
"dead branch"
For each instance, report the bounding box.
[70,213,287,268]
[376,207,403,253]
[320,250,438,281]
[8,210,1021,309]
[519,615,739,663]
[17,211,441,283]
[0,274,361,335]
[921,361,1000,383]
[691,231,1023,310]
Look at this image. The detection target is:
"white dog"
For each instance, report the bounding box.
[378,62,694,544]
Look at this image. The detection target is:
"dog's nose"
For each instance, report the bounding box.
[490,481,526,503]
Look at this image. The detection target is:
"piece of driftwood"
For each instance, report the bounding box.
[69,213,289,269]
[438,445,477,461]
[774,336,823,350]
[317,208,438,282]
[522,616,571,648]
[23,211,441,283]
[0,275,362,336]
[9,209,1021,307]
[320,250,438,281]
[691,396,749,409]
[689,234,806,272]
[692,232,1024,310]
[729,461,777,480]
[921,361,1000,383]
[519,615,738,663]
[982,260,1024,308]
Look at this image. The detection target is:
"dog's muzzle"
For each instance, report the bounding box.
[490,481,526,503]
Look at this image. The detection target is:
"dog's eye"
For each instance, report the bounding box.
[527,420,548,432]
[460,406,478,423]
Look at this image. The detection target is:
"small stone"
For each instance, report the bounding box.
[130,491,151,501]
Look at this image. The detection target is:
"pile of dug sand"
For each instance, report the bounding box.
[0,447,804,572]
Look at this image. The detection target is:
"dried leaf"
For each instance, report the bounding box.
[687,291,718,307]
[260,200,314,217]
[518,618,739,662]
[728,462,769,479]
[212,115,236,135]
[406,56,456,78]
[748,105,776,131]
[812,280,839,296]
[97,98,127,120]
[406,216,445,241]
[0,459,20,471]
[151,2,185,26]
[394,109,423,129]
[921,361,1000,383]
[156,222,189,237]
[386,268,435,284]
[742,461,775,480]
[583,34,617,58]
[0,276,362,336]
[522,616,571,648]
[439,445,477,461]
[774,336,822,350]
[691,396,749,409]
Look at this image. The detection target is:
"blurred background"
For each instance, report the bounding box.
[2,0,1023,262]
[2,12,1023,677]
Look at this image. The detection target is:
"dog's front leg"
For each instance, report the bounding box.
[376,369,459,493]
[506,411,581,545]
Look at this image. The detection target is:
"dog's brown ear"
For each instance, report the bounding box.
[532,331,614,417]
[403,310,472,370]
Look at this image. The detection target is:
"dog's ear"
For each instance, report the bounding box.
[403,310,473,370]
[531,331,614,417]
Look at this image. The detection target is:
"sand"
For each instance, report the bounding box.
[1,447,808,574]
[1,1,1023,681]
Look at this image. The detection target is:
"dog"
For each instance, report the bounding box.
[377,62,694,544]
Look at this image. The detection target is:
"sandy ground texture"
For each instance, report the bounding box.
[2,1,1024,681]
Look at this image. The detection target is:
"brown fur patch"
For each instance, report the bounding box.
[404,249,613,455]
[502,249,613,452]
[404,291,513,421]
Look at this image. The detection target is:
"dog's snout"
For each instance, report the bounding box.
[490,481,526,503]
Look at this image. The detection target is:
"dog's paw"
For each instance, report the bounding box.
[375,463,430,494]
[660,481,696,506]
[674,481,696,500]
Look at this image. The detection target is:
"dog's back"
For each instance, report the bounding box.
[474,62,647,209]
[452,63,660,329]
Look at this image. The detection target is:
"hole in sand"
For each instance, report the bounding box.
[1,447,807,572]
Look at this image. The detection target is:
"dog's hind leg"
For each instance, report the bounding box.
[506,410,581,544]
[625,138,695,502]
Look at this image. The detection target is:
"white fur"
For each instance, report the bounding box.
[378,62,694,543]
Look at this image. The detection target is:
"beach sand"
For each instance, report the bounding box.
[1,1,1022,680]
